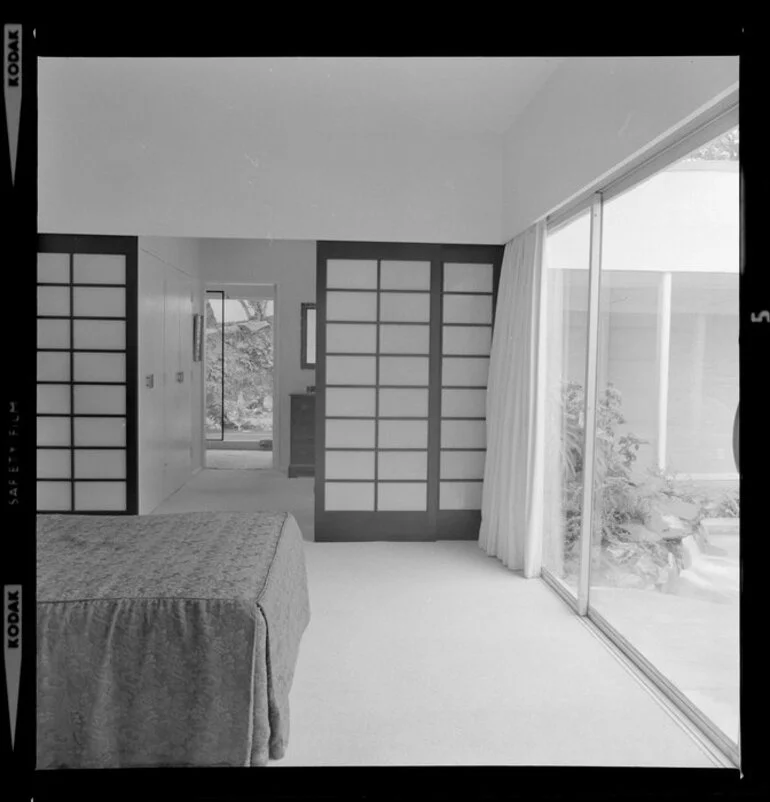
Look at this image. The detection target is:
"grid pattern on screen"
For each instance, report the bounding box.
[439,263,494,508]
[323,260,431,512]
[36,246,135,513]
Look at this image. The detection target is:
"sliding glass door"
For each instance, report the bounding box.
[542,118,740,759]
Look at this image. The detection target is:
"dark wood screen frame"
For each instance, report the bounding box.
[315,241,503,542]
[37,234,139,515]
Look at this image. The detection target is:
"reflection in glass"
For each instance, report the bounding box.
[542,210,591,591]
[589,127,739,745]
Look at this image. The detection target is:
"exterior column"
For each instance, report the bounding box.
[655,272,672,471]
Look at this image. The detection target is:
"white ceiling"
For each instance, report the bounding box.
[39,56,564,136]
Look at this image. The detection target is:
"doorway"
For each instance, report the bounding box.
[205,285,276,470]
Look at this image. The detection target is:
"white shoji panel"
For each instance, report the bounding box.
[442,295,493,324]
[378,388,429,418]
[378,356,429,386]
[326,388,376,417]
[73,353,126,383]
[326,356,376,385]
[378,420,428,449]
[380,261,431,290]
[73,287,125,318]
[74,450,126,479]
[37,319,70,349]
[73,254,126,285]
[379,293,430,322]
[37,384,70,414]
[441,388,487,418]
[326,324,377,354]
[379,324,430,354]
[73,320,126,351]
[377,482,427,511]
[38,286,70,316]
[327,260,378,289]
[443,263,494,293]
[378,451,427,480]
[37,481,71,511]
[37,352,70,382]
[442,357,489,387]
[73,385,125,415]
[37,253,70,284]
[441,420,487,449]
[37,450,71,479]
[440,481,483,510]
[326,419,376,448]
[37,417,71,447]
[75,482,126,511]
[325,482,375,511]
[441,450,486,480]
[442,325,492,355]
[74,417,127,447]
[326,291,377,321]
[325,450,376,480]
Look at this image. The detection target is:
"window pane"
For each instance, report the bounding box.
[73,254,125,284]
[73,287,125,317]
[377,482,426,511]
[73,320,126,350]
[37,481,71,511]
[444,263,494,293]
[74,482,126,511]
[589,127,740,746]
[327,260,378,289]
[326,324,377,354]
[541,209,591,592]
[38,286,70,316]
[378,420,428,449]
[327,291,377,321]
[325,482,374,511]
[326,451,375,480]
[379,293,430,322]
[38,253,69,284]
[380,261,431,290]
[38,319,70,349]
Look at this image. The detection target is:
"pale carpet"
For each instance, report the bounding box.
[152,468,723,767]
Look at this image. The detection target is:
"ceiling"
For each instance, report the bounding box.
[39,57,564,137]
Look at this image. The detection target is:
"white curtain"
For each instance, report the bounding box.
[479,221,546,576]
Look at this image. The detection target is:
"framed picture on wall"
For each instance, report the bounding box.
[192,313,203,362]
[301,303,316,370]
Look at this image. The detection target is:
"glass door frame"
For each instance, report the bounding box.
[205,289,226,442]
[539,96,740,766]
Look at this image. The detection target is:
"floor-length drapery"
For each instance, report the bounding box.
[479,221,546,576]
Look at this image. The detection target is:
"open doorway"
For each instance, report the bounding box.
[205,285,276,470]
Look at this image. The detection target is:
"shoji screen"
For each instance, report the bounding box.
[316,242,502,541]
[36,236,138,514]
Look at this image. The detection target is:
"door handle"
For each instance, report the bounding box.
[176,371,184,383]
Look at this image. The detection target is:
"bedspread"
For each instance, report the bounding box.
[36,510,311,768]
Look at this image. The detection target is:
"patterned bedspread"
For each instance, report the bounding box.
[36,511,311,768]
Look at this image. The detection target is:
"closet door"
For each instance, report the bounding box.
[36,235,138,514]
[437,253,497,538]
[315,242,501,542]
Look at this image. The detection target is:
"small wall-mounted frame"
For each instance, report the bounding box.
[301,302,316,370]
[192,313,203,362]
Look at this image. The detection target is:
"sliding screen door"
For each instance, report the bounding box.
[36,235,138,514]
[315,242,501,542]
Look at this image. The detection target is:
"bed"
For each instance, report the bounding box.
[36,510,311,769]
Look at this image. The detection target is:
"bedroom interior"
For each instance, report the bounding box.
[35,56,741,769]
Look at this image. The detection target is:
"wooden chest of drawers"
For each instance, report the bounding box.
[288,393,315,477]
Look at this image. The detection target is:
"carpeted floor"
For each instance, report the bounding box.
[152,467,727,767]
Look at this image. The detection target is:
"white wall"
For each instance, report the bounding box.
[137,237,204,513]
[502,56,739,240]
[198,239,316,473]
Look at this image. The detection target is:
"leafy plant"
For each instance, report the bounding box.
[557,380,711,590]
